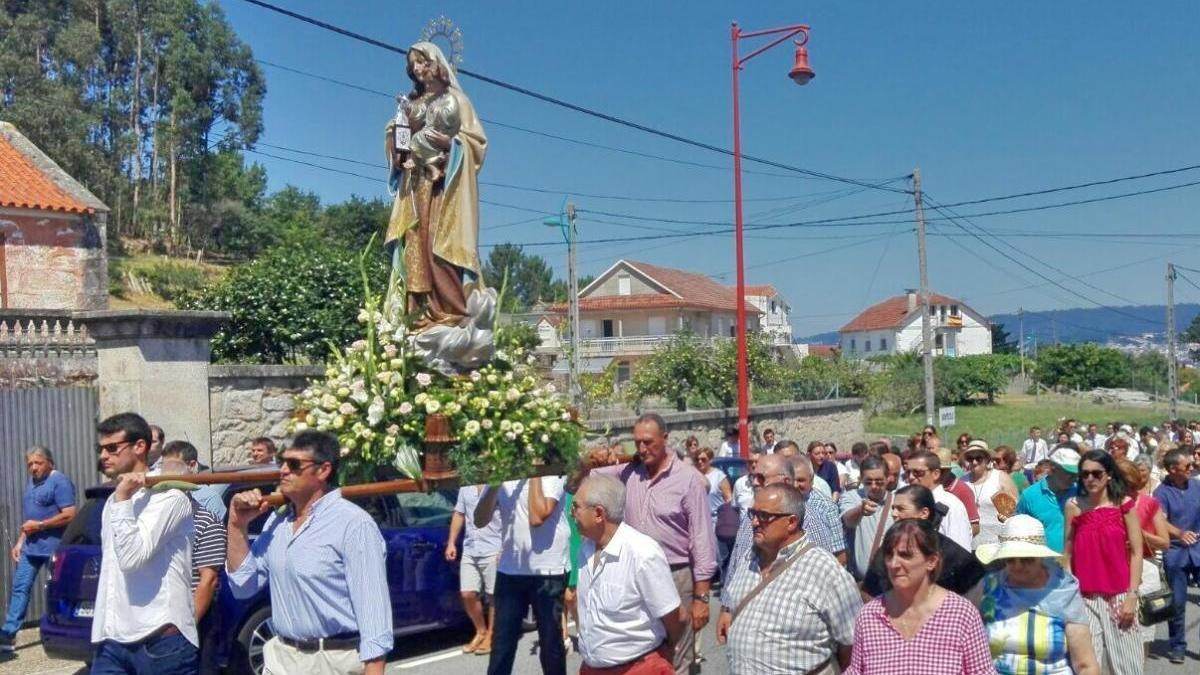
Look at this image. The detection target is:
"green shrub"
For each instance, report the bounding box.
[130,259,210,302]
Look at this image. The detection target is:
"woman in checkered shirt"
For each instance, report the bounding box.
[846,519,996,675]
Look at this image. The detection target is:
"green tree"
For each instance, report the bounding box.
[991,322,1017,354]
[482,244,567,311]
[1032,343,1130,390]
[1184,314,1200,343]
[625,330,714,411]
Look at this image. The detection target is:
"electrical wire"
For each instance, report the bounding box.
[237,0,909,192]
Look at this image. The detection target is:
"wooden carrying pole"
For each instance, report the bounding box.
[146,470,281,486]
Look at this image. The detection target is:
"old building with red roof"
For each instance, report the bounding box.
[838,289,991,358]
[0,122,108,309]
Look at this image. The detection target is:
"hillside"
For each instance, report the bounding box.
[797,303,1200,346]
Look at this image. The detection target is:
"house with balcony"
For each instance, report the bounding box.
[553,259,762,383]
[839,290,991,358]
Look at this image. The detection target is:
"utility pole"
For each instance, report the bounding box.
[1167,262,1178,420]
[567,203,581,406]
[1018,307,1025,377]
[913,168,936,426]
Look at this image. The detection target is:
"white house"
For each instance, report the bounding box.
[839,290,991,358]
[552,259,762,382]
[744,285,792,345]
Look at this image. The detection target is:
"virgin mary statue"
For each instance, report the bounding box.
[385,41,494,372]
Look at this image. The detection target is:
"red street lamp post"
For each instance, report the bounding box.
[730,21,814,458]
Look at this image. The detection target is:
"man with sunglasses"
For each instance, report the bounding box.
[904,451,973,551]
[227,430,392,675]
[90,412,199,674]
[720,453,795,592]
[1153,447,1200,663]
[838,456,894,580]
[717,484,860,674]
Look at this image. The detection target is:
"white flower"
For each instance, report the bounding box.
[351,339,368,352]
[414,393,428,405]
[376,372,391,383]
[357,309,370,323]
[496,350,509,362]
[294,422,309,432]
[504,431,517,441]
[550,422,561,432]
[506,388,521,402]
[470,371,482,382]
[333,416,345,429]
[383,344,398,358]
[425,400,441,414]
[504,371,514,382]
[541,434,550,443]
[322,394,339,411]
[445,402,461,415]
[481,419,494,429]
[340,446,351,457]
[486,374,498,385]
[367,397,385,426]
[512,422,525,435]
[399,402,414,415]
[545,383,557,394]
[500,420,512,431]
[383,436,396,448]
[338,402,355,415]
[465,420,481,435]
[387,424,401,435]
[416,373,433,387]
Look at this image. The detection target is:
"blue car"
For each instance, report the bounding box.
[41,479,466,674]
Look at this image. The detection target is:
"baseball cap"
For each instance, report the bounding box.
[1049,446,1080,474]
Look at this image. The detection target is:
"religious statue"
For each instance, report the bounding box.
[385,39,495,374]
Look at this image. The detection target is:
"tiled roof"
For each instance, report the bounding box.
[0,124,95,214]
[807,344,839,358]
[743,284,779,297]
[624,260,759,313]
[840,292,960,333]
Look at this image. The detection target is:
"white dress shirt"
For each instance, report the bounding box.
[932,485,973,551]
[577,523,681,668]
[495,476,571,576]
[732,474,754,512]
[92,487,197,647]
[1021,438,1049,468]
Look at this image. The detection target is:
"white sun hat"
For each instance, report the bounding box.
[975,514,1060,564]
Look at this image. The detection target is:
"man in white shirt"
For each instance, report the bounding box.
[91,412,198,674]
[905,451,973,550]
[1064,419,1085,445]
[732,450,760,512]
[1085,423,1107,452]
[475,476,571,675]
[1021,426,1050,469]
[572,475,683,674]
[718,428,739,458]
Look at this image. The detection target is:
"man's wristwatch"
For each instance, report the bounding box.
[694,593,710,603]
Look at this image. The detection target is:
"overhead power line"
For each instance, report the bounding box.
[238,0,909,193]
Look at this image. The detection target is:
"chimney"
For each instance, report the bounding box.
[905,289,918,313]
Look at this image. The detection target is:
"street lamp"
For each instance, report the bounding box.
[731,21,814,458]
[544,200,581,405]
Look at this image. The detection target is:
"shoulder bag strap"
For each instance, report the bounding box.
[868,492,894,561]
[730,540,814,625]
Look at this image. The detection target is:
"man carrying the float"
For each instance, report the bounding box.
[226,430,393,675]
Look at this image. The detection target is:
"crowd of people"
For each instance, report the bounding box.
[3,411,1200,674]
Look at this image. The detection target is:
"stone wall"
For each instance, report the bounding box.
[586,399,865,450]
[208,364,323,465]
[0,210,107,310]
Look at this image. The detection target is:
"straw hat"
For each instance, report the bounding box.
[975,515,1060,564]
[963,439,991,458]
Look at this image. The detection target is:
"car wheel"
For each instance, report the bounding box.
[230,606,273,675]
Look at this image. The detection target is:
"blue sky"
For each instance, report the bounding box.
[219,1,1200,337]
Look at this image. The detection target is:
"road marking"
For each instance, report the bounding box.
[393,647,466,669]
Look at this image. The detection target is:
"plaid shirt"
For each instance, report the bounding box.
[725,488,846,592]
[846,592,996,675]
[723,536,861,673]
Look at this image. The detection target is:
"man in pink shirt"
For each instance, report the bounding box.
[589,413,717,675]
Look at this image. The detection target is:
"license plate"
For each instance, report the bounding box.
[74,602,94,618]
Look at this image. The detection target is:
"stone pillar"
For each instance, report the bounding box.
[75,310,229,463]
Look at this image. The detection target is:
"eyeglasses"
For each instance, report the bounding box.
[97,440,134,456]
[906,468,929,479]
[278,456,321,473]
[961,456,986,464]
[747,509,792,525]
[750,472,788,485]
[1079,469,1107,480]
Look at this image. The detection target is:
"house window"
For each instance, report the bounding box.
[880,337,888,351]
[935,334,944,349]
[770,301,777,313]
[729,324,736,338]
[865,340,872,352]
[618,275,631,296]
[951,304,959,316]
[616,361,631,383]
[850,338,856,352]
[602,319,615,338]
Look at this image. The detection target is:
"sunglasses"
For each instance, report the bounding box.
[750,472,787,485]
[278,456,322,473]
[97,440,134,456]
[747,509,792,525]
[906,468,929,478]
[1079,469,1107,480]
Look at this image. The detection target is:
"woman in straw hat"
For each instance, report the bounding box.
[975,515,1100,675]
[961,440,1019,550]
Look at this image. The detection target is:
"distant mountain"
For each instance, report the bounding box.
[795,304,1200,346]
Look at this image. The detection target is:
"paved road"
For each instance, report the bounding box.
[2,592,1198,674]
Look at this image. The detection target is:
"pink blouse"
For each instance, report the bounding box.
[846,592,996,675]
[1070,499,1134,596]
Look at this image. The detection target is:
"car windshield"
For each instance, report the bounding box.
[60,489,111,546]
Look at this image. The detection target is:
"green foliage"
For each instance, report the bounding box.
[182,239,387,363]
[0,0,265,253]
[494,321,542,355]
[108,258,128,298]
[625,331,785,411]
[579,362,619,416]
[1032,344,1130,390]
[128,259,211,302]
[991,323,1017,353]
[1184,314,1200,355]
[861,352,1021,415]
[482,244,567,312]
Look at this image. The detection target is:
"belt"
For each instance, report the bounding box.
[278,632,360,653]
[804,657,833,675]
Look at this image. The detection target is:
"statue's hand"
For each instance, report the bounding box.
[426,129,452,151]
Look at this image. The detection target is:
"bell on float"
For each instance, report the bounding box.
[789,44,815,85]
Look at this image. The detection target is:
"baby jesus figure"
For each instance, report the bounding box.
[402,91,461,183]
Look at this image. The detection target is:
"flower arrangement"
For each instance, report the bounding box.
[291,256,584,485]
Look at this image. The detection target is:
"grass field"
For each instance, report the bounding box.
[865,392,1187,449]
